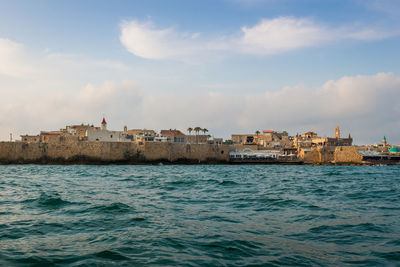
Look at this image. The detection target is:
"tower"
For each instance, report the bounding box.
[101,117,107,131]
[124,125,127,132]
[335,126,340,138]
[383,136,387,149]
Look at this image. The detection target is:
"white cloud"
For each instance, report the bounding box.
[120,17,397,60]
[239,17,330,54]
[119,20,203,60]
[0,38,36,77]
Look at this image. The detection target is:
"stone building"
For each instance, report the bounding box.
[124,129,156,142]
[20,135,40,143]
[85,128,131,142]
[159,130,186,143]
[231,134,257,145]
[231,130,292,148]
[62,124,92,140]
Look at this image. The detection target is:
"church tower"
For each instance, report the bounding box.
[101,117,107,131]
[335,126,340,139]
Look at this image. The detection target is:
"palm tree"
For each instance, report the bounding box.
[201,128,209,143]
[187,127,193,143]
[194,127,201,135]
[194,127,201,143]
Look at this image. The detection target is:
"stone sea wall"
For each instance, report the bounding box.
[334,146,364,164]
[301,146,363,164]
[0,141,232,164]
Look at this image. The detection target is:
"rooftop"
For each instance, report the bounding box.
[160,130,185,135]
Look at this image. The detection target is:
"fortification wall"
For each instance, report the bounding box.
[301,149,321,164]
[0,141,233,164]
[300,146,336,164]
[143,142,231,162]
[334,146,363,164]
[319,147,335,163]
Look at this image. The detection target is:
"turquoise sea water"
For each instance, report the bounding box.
[0,165,399,266]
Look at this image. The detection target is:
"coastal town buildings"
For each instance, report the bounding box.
[12,118,400,165]
[293,126,352,148]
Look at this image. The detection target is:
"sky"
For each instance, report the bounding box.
[0,0,399,144]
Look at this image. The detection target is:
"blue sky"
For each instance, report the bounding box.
[0,0,399,144]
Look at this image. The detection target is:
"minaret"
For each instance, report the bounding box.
[335,126,340,138]
[101,117,107,131]
[383,136,387,149]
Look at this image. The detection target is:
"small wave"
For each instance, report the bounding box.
[372,250,400,262]
[309,222,387,234]
[201,239,262,257]
[22,193,71,209]
[200,214,241,224]
[271,255,321,266]
[167,180,196,186]
[219,180,239,186]
[205,178,219,184]
[92,202,134,214]
[291,213,337,223]
[385,239,400,246]
[326,171,342,176]
[95,250,131,261]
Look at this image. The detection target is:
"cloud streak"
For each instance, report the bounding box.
[120,17,397,60]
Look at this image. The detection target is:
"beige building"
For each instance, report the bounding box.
[124,129,156,142]
[232,130,292,148]
[20,135,40,143]
[159,130,186,143]
[158,129,211,144]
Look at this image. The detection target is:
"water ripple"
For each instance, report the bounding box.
[0,164,399,266]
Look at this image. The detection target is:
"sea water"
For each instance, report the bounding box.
[0,165,399,266]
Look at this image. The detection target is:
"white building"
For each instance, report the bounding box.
[86,128,131,142]
[85,118,131,142]
[229,148,282,160]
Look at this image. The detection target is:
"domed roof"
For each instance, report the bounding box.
[389,147,400,153]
